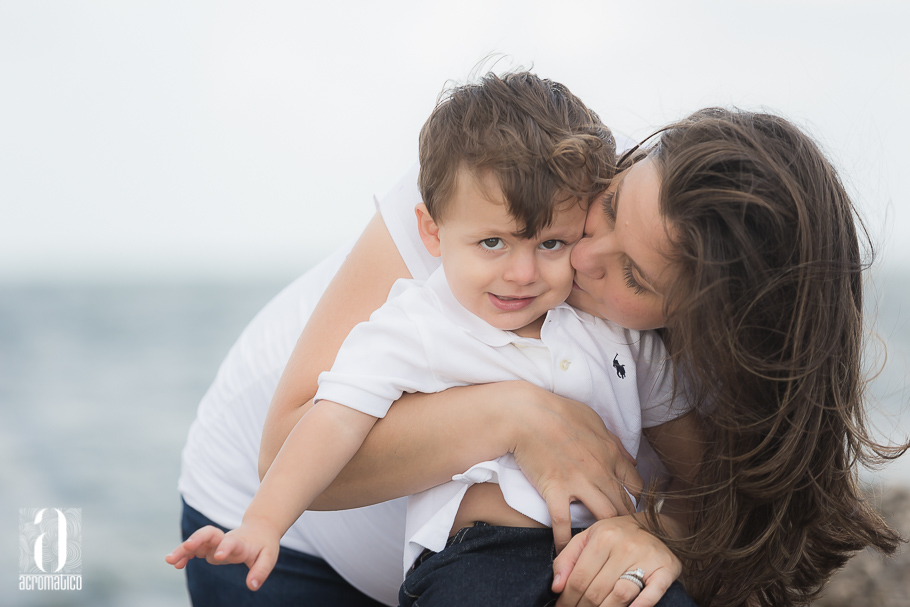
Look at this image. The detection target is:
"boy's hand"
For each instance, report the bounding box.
[165,522,281,592]
[166,525,225,569]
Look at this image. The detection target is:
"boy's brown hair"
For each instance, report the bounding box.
[418,71,615,238]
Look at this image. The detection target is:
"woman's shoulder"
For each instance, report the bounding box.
[374,163,440,281]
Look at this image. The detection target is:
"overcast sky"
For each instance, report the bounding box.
[2,0,908,283]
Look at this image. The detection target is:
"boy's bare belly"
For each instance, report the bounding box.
[450,483,548,534]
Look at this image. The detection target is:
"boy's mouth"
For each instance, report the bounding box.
[488,293,537,311]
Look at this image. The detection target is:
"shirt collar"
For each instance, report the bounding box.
[423,267,595,347]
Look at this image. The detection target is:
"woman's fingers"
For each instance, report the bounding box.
[561,559,642,607]
[513,390,644,521]
[548,498,574,554]
[578,484,623,521]
[528,435,638,528]
[627,566,679,607]
[554,527,610,606]
[552,516,683,607]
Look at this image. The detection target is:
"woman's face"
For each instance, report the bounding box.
[567,157,675,331]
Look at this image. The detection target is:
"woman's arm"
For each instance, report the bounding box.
[259,210,642,524]
[258,211,411,477]
[325,382,645,552]
[314,381,641,514]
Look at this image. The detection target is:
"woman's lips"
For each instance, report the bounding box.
[488,293,537,311]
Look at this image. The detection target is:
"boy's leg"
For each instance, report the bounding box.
[399,522,699,607]
[180,498,386,607]
[399,523,559,607]
[657,581,699,607]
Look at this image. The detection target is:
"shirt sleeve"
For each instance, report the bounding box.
[314,283,445,418]
[374,163,441,281]
[634,331,691,427]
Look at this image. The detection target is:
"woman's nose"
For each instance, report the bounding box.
[571,234,605,278]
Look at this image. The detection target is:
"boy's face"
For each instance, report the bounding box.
[420,169,586,335]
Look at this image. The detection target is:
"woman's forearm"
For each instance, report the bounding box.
[640,411,704,539]
[310,381,641,519]
[309,382,520,510]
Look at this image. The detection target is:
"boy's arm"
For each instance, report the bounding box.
[249,401,378,536]
[168,402,376,590]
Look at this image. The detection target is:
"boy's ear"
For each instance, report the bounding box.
[415,203,442,257]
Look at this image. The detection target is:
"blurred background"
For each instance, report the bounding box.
[1,1,907,605]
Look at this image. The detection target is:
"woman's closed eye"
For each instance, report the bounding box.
[623,265,646,295]
[601,191,617,223]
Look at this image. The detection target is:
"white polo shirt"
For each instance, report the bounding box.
[315,266,687,572]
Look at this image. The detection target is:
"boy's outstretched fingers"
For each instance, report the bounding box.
[165,525,226,569]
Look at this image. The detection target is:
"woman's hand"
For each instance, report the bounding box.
[552,515,682,607]
[508,382,644,553]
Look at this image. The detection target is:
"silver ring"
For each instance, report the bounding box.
[619,568,646,590]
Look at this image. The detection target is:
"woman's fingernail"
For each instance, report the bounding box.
[250,579,259,590]
[553,572,561,586]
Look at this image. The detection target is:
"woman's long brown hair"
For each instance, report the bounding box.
[645,109,907,606]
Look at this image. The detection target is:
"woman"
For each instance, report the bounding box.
[551,109,906,606]
[175,78,905,606]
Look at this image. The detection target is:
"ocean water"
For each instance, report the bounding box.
[0,281,284,606]
[1,268,908,606]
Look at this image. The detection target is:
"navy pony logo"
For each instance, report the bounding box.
[612,354,626,379]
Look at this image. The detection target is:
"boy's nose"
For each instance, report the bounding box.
[503,251,539,285]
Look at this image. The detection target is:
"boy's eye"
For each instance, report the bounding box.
[539,240,564,251]
[480,238,504,250]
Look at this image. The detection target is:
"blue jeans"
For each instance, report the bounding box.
[180,498,387,607]
[400,522,698,607]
